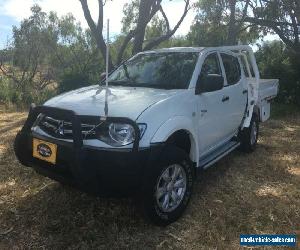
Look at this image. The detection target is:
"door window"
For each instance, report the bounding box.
[200,53,222,78]
[221,54,241,85]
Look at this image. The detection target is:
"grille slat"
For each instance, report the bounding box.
[42,121,58,130]
[38,115,99,139]
[44,116,61,125]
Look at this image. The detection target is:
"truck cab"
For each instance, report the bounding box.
[14,45,279,225]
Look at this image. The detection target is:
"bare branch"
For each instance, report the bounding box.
[159,5,170,32]
[0,64,20,85]
[149,0,162,22]
[97,0,104,32]
[241,0,251,22]
[132,0,162,54]
[79,0,98,34]
[117,30,137,65]
[143,0,190,51]
[244,16,295,48]
[238,23,256,33]
[79,0,113,69]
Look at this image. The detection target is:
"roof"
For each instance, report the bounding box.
[142,47,205,53]
[141,45,254,54]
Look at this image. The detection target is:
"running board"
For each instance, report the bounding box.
[199,141,240,169]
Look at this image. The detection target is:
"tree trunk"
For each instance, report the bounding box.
[227,0,237,45]
[79,0,113,70]
[132,0,154,54]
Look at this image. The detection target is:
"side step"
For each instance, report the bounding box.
[199,141,240,169]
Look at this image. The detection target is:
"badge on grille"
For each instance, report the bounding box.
[37,143,52,158]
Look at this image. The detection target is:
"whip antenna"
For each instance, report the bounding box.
[104,19,109,118]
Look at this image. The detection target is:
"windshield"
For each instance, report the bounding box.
[107,52,198,89]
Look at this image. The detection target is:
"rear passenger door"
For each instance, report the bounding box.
[220,53,247,135]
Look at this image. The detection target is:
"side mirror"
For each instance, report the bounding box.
[196,74,224,94]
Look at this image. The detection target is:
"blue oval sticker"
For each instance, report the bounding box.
[37,143,52,158]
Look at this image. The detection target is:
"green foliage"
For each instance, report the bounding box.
[0,77,12,104]
[109,35,133,65]
[12,5,55,70]
[0,75,56,106]
[189,0,260,46]
[187,22,227,46]
[271,103,300,119]
[121,0,139,33]
[250,0,299,53]
[145,16,168,41]
[59,72,90,93]
[161,36,190,48]
[256,41,300,105]
[1,4,104,106]
[1,2,299,108]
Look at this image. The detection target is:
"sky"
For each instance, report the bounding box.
[0,0,197,48]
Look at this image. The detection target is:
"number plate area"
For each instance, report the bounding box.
[32,138,57,164]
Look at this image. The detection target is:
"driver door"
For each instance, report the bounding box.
[196,52,228,157]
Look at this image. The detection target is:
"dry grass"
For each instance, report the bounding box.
[0,108,299,249]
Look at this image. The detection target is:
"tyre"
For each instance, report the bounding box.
[142,145,194,226]
[240,115,259,152]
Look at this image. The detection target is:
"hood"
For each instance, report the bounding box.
[44,85,181,120]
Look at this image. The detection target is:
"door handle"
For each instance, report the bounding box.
[222,96,230,102]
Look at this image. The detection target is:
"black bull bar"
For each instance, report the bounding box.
[14,104,141,190]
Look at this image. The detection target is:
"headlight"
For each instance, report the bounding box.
[96,122,146,147]
[109,123,135,145]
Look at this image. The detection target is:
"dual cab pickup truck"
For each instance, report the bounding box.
[14,45,278,225]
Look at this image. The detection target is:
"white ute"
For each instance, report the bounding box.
[14,45,278,225]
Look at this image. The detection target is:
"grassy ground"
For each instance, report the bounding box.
[0,106,299,249]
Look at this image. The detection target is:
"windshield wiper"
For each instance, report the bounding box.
[132,82,180,90]
[123,64,131,81]
[102,80,182,89]
[106,80,132,86]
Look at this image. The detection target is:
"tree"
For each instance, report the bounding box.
[256,41,300,105]
[0,5,57,94]
[188,0,258,46]
[79,0,191,67]
[79,0,113,70]
[226,0,251,45]
[0,4,104,104]
[245,0,300,54]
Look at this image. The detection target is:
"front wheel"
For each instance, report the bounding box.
[142,146,194,226]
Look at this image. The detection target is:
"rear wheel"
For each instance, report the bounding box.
[240,115,259,152]
[142,145,194,226]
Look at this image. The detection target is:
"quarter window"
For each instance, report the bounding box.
[221,54,241,85]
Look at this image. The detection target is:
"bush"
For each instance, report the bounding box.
[256,41,300,105]
[0,76,57,107]
[58,72,94,93]
[0,77,11,104]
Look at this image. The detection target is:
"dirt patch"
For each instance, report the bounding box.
[0,110,299,249]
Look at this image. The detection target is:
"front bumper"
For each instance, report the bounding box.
[14,105,163,196]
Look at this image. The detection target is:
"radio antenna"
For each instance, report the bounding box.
[104,19,109,118]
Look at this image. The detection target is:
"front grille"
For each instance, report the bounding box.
[38,115,98,139]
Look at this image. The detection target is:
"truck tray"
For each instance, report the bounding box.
[258,79,279,102]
